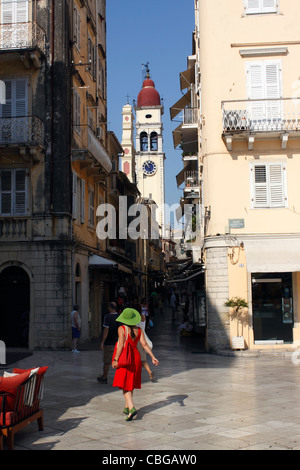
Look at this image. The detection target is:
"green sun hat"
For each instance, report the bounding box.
[116,308,141,326]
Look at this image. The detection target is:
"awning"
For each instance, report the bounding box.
[244,238,300,273]
[170,90,191,120]
[176,161,193,187]
[172,123,182,148]
[88,255,132,274]
[180,67,195,91]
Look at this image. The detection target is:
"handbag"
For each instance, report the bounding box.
[112,326,132,368]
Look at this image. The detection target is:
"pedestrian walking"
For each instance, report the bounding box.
[170,292,177,321]
[112,308,159,421]
[140,298,151,329]
[70,304,81,353]
[97,301,119,384]
[136,305,155,382]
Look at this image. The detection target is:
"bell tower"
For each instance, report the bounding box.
[121,102,136,183]
[134,65,166,237]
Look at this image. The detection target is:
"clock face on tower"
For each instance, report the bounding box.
[142,160,157,176]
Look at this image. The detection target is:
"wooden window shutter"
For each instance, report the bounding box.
[0,169,12,214]
[15,169,26,214]
[81,179,85,224]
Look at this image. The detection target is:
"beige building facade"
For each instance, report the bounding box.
[195,0,300,351]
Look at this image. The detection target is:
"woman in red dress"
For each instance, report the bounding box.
[112,308,159,421]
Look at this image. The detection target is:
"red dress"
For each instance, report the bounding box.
[113,326,142,391]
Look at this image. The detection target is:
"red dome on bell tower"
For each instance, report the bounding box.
[137,76,161,107]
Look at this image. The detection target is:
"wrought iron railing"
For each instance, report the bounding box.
[0,21,46,53]
[184,170,199,188]
[0,116,44,145]
[222,98,300,132]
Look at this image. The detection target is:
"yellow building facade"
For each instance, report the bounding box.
[196,0,300,351]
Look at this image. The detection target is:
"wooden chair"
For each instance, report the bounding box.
[0,373,44,450]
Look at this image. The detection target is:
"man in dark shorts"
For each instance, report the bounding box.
[97,301,119,384]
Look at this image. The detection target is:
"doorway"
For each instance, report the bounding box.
[0,266,30,347]
[252,272,293,343]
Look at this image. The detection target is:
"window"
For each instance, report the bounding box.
[1,0,29,48]
[73,90,81,133]
[245,0,278,14]
[250,162,287,208]
[88,186,95,225]
[73,5,81,49]
[140,132,148,151]
[0,169,27,215]
[150,132,158,151]
[72,173,85,222]
[0,78,28,142]
[246,60,282,126]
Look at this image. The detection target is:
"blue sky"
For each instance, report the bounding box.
[106,0,195,206]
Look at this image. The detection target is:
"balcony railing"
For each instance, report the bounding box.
[0,116,44,146]
[183,107,198,125]
[72,125,112,173]
[0,217,29,240]
[222,98,300,133]
[0,21,46,54]
[184,170,199,188]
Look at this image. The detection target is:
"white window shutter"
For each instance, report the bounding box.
[246,62,265,120]
[246,0,261,14]
[262,0,277,13]
[265,61,282,120]
[16,1,28,23]
[269,163,284,207]
[250,162,286,208]
[253,165,268,207]
[2,1,13,23]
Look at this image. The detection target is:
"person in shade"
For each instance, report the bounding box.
[112,308,159,421]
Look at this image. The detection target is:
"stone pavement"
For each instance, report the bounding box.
[2,308,300,451]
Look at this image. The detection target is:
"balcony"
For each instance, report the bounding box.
[0,115,44,160]
[183,171,200,200]
[72,125,112,174]
[222,98,300,150]
[0,22,46,67]
[0,217,30,240]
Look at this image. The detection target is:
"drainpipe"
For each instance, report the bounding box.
[49,0,55,213]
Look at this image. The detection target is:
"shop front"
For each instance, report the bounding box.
[252,272,293,344]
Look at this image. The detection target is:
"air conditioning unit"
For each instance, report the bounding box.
[96,127,103,139]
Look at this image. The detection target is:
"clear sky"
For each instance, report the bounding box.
[106,0,195,207]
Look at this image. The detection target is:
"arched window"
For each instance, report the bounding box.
[150,132,158,151]
[140,132,148,151]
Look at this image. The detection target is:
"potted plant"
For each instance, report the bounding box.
[224,297,249,350]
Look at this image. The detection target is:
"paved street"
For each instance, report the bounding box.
[2,308,300,451]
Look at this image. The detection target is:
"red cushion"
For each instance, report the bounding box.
[12,366,48,376]
[0,371,31,410]
[0,411,14,426]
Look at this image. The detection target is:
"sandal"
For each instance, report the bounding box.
[123,407,129,415]
[126,407,137,421]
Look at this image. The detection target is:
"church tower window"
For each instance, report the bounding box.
[150,132,158,151]
[140,131,148,151]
